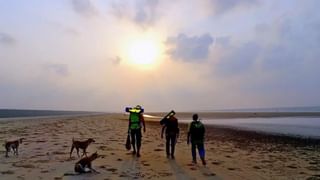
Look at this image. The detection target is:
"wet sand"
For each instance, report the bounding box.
[0,114,319,179]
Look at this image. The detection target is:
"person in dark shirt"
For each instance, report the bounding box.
[161,114,179,159]
[187,114,206,165]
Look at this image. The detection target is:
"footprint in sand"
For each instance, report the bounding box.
[40,170,49,173]
[34,160,50,163]
[158,172,173,177]
[307,166,320,171]
[99,165,107,169]
[12,163,36,169]
[17,175,25,180]
[97,145,108,150]
[211,161,223,165]
[154,148,163,152]
[1,170,15,175]
[203,172,216,176]
[309,161,318,165]
[287,165,298,169]
[35,140,46,143]
[253,166,261,169]
[306,175,320,180]
[100,155,107,159]
[227,167,238,171]
[52,151,67,155]
[119,173,129,177]
[106,168,117,173]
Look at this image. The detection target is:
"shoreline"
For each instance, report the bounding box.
[149,111,320,119]
[3,111,320,120]
[145,120,320,147]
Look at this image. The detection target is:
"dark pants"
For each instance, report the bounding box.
[166,134,177,156]
[191,141,205,161]
[130,128,142,152]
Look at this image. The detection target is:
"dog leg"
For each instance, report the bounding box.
[5,149,9,157]
[82,149,87,157]
[5,145,9,157]
[76,148,80,158]
[70,145,75,158]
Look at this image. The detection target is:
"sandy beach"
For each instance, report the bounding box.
[0,114,320,180]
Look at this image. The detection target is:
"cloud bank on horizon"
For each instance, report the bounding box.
[0,0,319,112]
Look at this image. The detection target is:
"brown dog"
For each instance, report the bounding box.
[74,152,99,173]
[70,138,95,158]
[4,138,24,157]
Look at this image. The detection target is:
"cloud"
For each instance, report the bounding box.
[0,33,16,45]
[71,0,98,17]
[215,9,320,77]
[111,0,159,26]
[45,64,69,77]
[210,0,260,15]
[166,33,214,62]
[215,42,261,76]
[134,0,158,25]
[256,16,320,72]
[215,36,231,47]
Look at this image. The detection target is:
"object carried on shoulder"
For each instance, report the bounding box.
[160,110,176,125]
[125,105,144,113]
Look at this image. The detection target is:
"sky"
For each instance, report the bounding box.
[0,0,320,112]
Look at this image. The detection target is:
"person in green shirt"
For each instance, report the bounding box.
[128,105,146,157]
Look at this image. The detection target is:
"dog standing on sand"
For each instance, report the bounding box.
[4,138,24,157]
[74,152,99,173]
[70,138,95,158]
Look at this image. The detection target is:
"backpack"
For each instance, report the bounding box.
[190,121,204,139]
[129,112,141,129]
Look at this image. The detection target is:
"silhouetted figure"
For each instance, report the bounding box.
[187,114,206,165]
[161,112,179,159]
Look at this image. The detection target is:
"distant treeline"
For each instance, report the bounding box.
[0,109,96,118]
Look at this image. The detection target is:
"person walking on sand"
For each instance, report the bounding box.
[127,105,146,157]
[161,111,179,159]
[187,114,206,165]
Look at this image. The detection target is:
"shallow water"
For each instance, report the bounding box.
[180,117,320,138]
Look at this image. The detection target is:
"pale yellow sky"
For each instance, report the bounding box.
[0,0,320,111]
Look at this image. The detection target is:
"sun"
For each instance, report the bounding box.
[128,39,157,65]
[126,35,162,66]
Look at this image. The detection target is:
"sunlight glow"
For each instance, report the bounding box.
[125,34,163,67]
